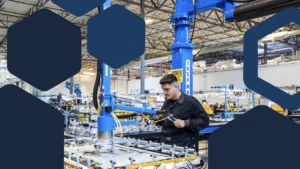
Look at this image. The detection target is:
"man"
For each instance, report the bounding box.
[56,92,62,108]
[157,74,209,152]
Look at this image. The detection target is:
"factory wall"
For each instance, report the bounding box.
[111,79,128,94]
[127,61,300,93]
[127,77,162,94]
[193,69,244,91]
[196,61,300,91]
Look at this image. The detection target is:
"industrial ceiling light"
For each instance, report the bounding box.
[193,49,200,55]
[258,49,264,53]
[79,75,91,78]
[145,18,154,24]
[83,72,96,76]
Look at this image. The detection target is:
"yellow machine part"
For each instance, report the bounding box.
[149,96,156,104]
[272,105,285,116]
[227,103,240,112]
[64,160,94,169]
[114,109,135,114]
[77,113,88,123]
[126,156,198,169]
[227,105,232,112]
[114,109,137,118]
[64,161,80,169]
[202,104,213,114]
[65,100,74,107]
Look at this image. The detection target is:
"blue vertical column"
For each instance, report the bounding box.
[170,0,194,96]
[97,0,116,140]
[225,86,228,121]
[70,77,74,95]
[252,91,255,108]
[98,62,115,140]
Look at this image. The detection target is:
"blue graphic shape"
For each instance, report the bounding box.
[0,85,63,169]
[7,9,81,91]
[87,4,146,69]
[209,105,300,169]
[244,7,300,110]
[51,0,106,17]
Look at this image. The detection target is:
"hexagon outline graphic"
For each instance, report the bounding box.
[244,7,300,110]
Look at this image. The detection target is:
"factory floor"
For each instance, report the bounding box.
[198,141,209,155]
[198,141,209,169]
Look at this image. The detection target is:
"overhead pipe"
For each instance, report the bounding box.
[125,55,171,69]
[257,47,295,64]
[230,0,300,22]
[261,30,300,43]
[203,47,295,71]
[271,47,295,56]
[257,46,295,55]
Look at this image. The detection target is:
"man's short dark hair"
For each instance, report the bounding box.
[160,74,178,85]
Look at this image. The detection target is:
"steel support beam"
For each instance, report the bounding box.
[140,0,145,94]
[264,43,268,64]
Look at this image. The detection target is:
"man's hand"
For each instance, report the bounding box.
[174,119,185,128]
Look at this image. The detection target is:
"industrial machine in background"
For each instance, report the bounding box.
[208,85,248,121]
[66,81,82,98]
[195,85,256,120]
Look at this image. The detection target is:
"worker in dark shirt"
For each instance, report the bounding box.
[57,92,62,108]
[157,74,209,152]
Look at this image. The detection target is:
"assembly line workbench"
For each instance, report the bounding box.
[114,121,227,141]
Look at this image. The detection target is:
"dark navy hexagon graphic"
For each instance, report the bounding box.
[87,4,146,69]
[0,85,64,169]
[7,9,81,91]
[209,105,300,169]
[51,0,106,17]
[244,7,300,110]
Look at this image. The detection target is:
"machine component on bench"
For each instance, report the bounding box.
[64,137,203,169]
[114,93,145,104]
[126,156,199,169]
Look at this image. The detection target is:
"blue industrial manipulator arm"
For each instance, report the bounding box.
[172,0,236,21]
[170,0,236,96]
[65,82,82,97]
